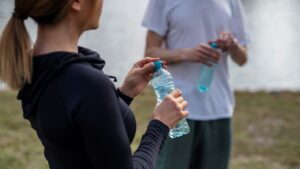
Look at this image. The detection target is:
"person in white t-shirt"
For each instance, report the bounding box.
[142,0,250,169]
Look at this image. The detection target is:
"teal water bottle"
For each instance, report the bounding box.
[197,42,219,92]
[150,61,190,138]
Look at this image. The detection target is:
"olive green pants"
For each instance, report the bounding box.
[156,118,232,169]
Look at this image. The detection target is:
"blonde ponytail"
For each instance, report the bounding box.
[0,0,74,90]
[0,16,32,90]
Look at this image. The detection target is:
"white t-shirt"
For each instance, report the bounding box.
[142,0,250,120]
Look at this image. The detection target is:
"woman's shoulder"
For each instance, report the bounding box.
[60,62,115,93]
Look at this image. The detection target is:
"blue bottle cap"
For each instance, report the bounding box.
[154,61,162,71]
[209,42,218,49]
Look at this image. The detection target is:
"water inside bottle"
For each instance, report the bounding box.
[151,68,190,138]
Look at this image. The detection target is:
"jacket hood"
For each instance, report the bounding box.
[17,47,107,119]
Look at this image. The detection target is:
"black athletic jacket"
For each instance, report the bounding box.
[17,47,169,169]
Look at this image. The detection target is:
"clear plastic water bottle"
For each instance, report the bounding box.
[150,61,190,139]
[197,42,219,93]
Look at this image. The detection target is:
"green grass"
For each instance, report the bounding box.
[0,88,299,169]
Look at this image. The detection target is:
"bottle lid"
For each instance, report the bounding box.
[154,61,162,71]
[209,42,218,49]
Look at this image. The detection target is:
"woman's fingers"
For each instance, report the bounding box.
[180,101,188,110]
[137,57,167,73]
[139,62,155,74]
[175,96,188,110]
[170,89,182,98]
[136,58,168,82]
[143,73,153,81]
[173,92,188,110]
[176,96,184,103]
[136,57,159,67]
[153,88,189,129]
[181,110,189,118]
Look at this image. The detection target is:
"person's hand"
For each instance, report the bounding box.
[216,32,239,52]
[152,89,189,129]
[119,57,161,98]
[180,44,220,66]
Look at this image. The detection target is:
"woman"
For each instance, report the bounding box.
[0,0,188,169]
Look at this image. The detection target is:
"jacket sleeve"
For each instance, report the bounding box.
[117,88,134,105]
[75,70,169,169]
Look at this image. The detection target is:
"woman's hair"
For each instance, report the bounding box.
[0,0,71,90]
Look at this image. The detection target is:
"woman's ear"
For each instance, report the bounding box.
[70,0,81,12]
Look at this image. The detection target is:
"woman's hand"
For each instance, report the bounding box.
[119,57,160,98]
[216,32,239,52]
[152,89,189,129]
[180,44,220,66]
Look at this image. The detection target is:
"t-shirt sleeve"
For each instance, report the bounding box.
[75,69,169,169]
[230,0,250,45]
[142,0,168,37]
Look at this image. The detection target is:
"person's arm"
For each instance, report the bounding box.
[145,31,182,64]
[145,31,220,65]
[216,32,248,66]
[142,0,219,65]
[76,72,170,169]
[229,43,247,66]
[226,0,249,66]
[132,120,169,168]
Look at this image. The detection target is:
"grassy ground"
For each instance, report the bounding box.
[0,88,299,169]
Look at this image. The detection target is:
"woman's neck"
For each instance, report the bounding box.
[33,22,82,56]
